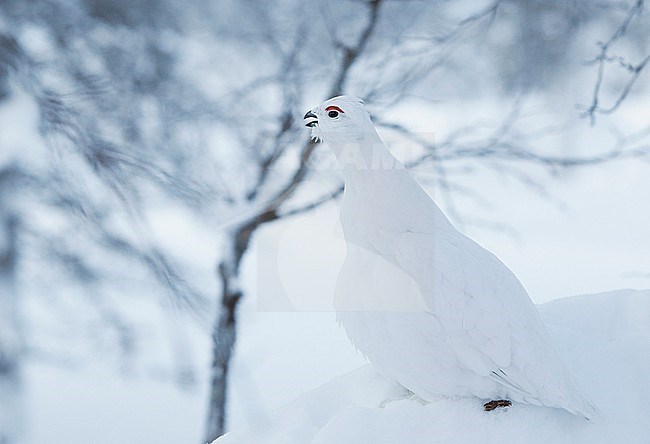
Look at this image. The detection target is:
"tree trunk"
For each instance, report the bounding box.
[0,214,22,444]
[205,211,275,442]
[205,258,241,442]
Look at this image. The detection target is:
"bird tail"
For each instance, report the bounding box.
[564,393,603,422]
[491,368,603,422]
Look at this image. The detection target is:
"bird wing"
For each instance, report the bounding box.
[337,161,597,415]
[366,221,555,395]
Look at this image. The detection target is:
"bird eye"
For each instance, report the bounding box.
[325,105,344,118]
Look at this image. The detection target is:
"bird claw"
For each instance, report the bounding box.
[483,399,512,411]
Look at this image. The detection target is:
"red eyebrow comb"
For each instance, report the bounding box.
[325,105,344,113]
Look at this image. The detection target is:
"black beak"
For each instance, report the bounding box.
[304,110,318,127]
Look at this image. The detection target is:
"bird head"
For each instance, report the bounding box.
[303,96,372,144]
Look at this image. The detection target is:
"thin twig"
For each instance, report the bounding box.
[581,0,647,124]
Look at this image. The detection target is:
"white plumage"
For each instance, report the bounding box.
[304,95,599,419]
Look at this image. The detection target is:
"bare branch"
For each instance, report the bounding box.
[249,0,385,224]
[279,185,344,219]
[581,0,648,124]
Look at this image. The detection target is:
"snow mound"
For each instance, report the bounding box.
[216,289,650,444]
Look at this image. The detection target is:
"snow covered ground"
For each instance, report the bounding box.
[217,289,650,444]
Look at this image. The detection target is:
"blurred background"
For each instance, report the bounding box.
[0,0,649,443]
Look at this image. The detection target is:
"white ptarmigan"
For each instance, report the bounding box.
[303,95,600,419]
